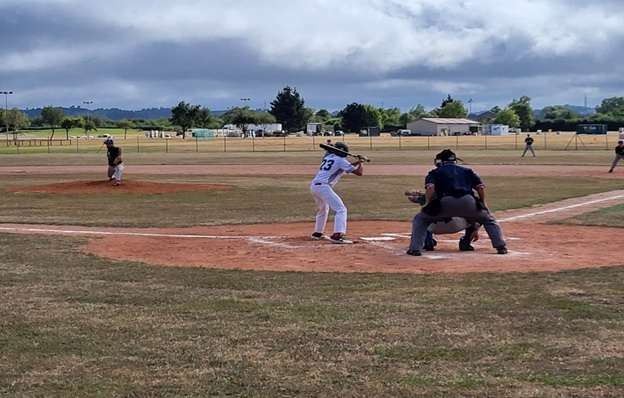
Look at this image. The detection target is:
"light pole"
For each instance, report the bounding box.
[83,100,94,136]
[240,98,251,138]
[467,98,473,115]
[1,91,13,144]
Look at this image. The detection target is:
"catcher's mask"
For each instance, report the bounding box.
[104,137,114,146]
[434,149,458,165]
[333,142,349,157]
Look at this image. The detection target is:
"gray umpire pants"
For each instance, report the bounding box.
[409,195,506,251]
[521,144,535,157]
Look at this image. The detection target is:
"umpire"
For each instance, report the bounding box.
[407,149,507,256]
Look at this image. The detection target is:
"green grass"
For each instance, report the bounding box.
[0,148,618,166]
[1,175,622,227]
[1,233,623,396]
[561,204,624,228]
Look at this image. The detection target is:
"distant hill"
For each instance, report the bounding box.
[22,107,230,121]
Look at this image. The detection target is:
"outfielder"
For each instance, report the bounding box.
[104,137,124,186]
[608,140,624,173]
[521,134,535,157]
[310,142,363,244]
[407,149,507,256]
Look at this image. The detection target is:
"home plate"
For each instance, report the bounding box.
[360,236,397,241]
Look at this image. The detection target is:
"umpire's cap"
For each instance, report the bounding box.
[435,149,457,163]
[333,142,349,157]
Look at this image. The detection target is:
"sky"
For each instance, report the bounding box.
[2,0,623,113]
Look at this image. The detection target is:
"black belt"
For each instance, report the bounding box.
[314,183,323,185]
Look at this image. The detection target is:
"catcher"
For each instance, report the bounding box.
[104,137,124,186]
[405,189,481,251]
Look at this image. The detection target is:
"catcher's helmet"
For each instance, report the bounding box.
[333,142,349,157]
[103,137,114,145]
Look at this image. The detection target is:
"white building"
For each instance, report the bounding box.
[482,124,509,136]
[406,118,480,136]
[223,123,283,136]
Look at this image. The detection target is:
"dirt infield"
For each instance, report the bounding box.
[7,180,231,194]
[0,164,622,178]
[1,190,623,274]
[82,221,623,274]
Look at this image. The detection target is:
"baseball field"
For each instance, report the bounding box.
[2,147,624,397]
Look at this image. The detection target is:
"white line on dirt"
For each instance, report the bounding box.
[247,237,301,249]
[498,194,624,222]
[0,226,274,240]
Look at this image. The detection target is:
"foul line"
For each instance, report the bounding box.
[498,194,624,222]
[0,226,275,240]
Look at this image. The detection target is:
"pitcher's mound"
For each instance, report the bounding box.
[9,180,232,194]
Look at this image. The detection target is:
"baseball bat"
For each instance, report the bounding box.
[319,143,371,162]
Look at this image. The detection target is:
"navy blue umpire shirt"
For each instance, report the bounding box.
[425,163,484,198]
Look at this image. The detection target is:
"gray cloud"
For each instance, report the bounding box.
[1,0,623,112]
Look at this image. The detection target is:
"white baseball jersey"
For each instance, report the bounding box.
[311,154,355,186]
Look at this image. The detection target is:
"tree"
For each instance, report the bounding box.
[338,103,381,133]
[315,109,331,120]
[170,101,201,138]
[5,109,30,139]
[596,97,624,116]
[437,100,468,118]
[441,94,455,108]
[399,104,429,125]
[493,108,520,128]
[509,96,534,131]
[379,107,401,128]
[60,117,79,139]
[223,107,259,136]
[41,106,65,139]
[542,105,579,121]
[195,108,214,128]
[117,119,134,139]
[83,117,97,134]
[269,86,309,132]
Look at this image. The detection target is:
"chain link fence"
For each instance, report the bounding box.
[2,131,621,155]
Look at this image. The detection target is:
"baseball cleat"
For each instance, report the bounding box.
[406,249,421,256]
[329,233,353,244]
[496,246,508,255]
[311,232,325,240]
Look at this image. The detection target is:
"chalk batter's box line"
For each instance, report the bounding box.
[0,192,622,243]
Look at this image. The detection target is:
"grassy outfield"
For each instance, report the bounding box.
[1,175,622,227]
[562,204,624,228]
[1,233,623,396]
[0,149,618,166]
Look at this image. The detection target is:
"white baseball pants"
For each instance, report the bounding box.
[310,184,348,234]
[107,164,125,182]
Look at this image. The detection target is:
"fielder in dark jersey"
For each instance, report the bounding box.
[522,134,535,157]
[104,137,124,186]
[608,140,624,173]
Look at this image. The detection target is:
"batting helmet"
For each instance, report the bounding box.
[333,142,349,157]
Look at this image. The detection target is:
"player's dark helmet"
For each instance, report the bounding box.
[333,142,349,157]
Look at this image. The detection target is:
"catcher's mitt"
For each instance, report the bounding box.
[405,190,426,206]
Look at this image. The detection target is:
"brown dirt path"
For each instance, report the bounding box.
[1,190,623,274]
[1,164,623,178]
